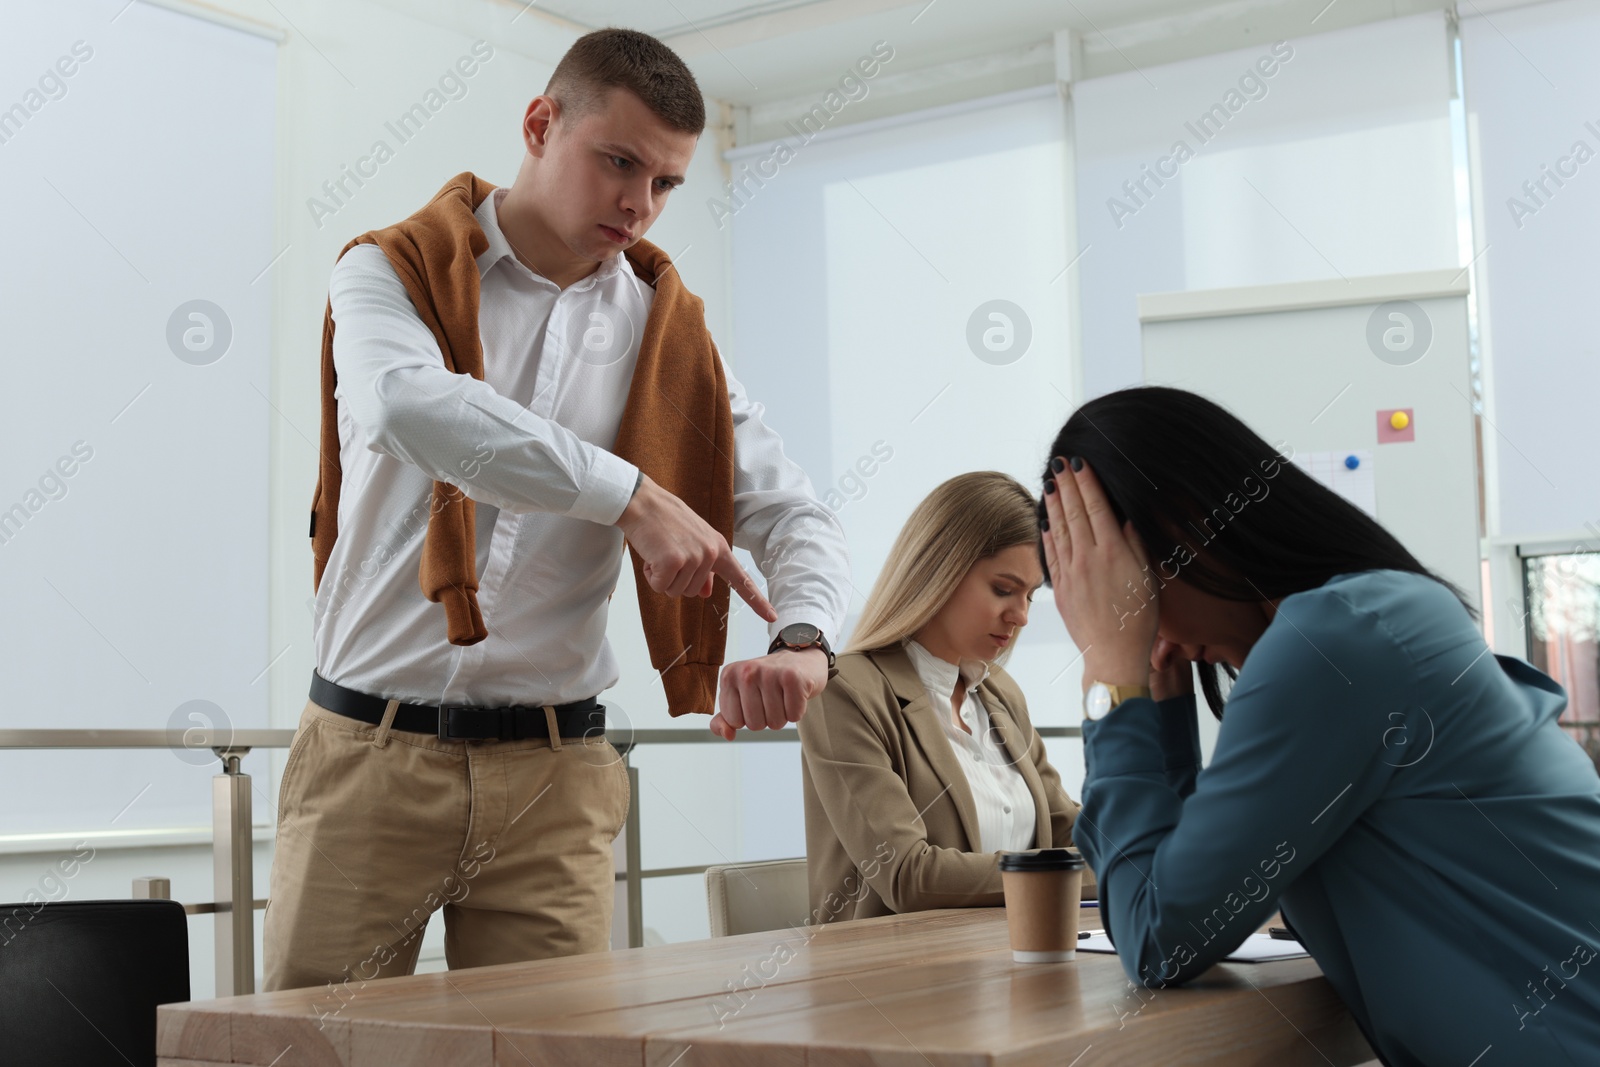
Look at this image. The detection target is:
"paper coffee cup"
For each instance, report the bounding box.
[999,848,1086,963]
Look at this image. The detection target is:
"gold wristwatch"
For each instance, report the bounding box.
[1084,682,1152,721]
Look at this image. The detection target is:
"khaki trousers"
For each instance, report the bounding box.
[262,696,630,995]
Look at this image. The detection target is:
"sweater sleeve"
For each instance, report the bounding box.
[799,678,1004,912]
[1072,587,1409,988]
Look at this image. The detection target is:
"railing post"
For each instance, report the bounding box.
[132,876,171,899]
[213,749,254,996]
[624,755,643,949]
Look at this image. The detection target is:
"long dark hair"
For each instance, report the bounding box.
[1037,386,1474,718]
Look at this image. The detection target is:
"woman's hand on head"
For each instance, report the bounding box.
[1041,456,1159,692]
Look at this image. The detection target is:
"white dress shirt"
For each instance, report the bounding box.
[902,639,1037,853]
[315,186,849,706]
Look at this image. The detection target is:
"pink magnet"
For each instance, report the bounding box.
[1377,408,1415,443]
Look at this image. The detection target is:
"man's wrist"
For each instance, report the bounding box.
[616,471,650,531]
[786,646,835,681]
[768,624,836,676]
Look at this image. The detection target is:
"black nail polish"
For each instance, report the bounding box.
[1050,457,1065,474]
[1044,480,1056,495]
[1040,516,1050,531]
[1070,456,1084,472]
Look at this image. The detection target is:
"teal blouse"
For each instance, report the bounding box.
[1074,569,1600,1066]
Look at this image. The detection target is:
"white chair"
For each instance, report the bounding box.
[704,858,810,937]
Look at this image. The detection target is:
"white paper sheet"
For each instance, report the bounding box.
[1077,931,1310,963]
[1292,450,1377,518]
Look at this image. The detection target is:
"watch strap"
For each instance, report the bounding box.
[1086,682,1153,720]
[768,627,836,673]
[1105,683,1152,705]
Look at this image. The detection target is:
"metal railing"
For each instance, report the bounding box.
[0,723,1081,995]
[1,728,288,996]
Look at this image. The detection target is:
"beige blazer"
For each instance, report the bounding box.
[799,644,1094,924]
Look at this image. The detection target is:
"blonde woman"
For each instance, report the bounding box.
[799,472,1091,924]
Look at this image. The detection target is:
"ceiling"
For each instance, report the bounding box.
[529,0,1456,109]
[535,0,1249,42]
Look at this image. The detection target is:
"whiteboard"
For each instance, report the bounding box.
[1140,269,1481,614]
[0,0,276,837]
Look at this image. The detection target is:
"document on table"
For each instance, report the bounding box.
[1077,931,1309,963]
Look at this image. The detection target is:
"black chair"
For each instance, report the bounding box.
[0,899,190,1067]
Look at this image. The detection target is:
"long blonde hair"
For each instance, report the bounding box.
[845,471,1041,658]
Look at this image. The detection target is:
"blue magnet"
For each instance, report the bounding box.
[1344,454,1360,470]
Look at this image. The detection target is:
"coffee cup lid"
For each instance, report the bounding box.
[998,848,1086,872]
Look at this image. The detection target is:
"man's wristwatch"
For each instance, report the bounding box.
[768,623,836,676]
[1084,682,1152,721]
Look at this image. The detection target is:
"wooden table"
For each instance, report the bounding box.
[158,908,1374,1066]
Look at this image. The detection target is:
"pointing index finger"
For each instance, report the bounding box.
[714,549,778,623]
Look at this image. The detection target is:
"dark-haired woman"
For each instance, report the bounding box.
[1039,386,1600,1067]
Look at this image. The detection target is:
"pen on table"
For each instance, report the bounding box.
[1080,901,1098,908]
[1267,926,1297,941]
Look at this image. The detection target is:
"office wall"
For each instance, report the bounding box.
[0,0,277,1001]
[0,0,274,835]
[1461,0,1600,542]
[1074,10,1461,400]
[728,88,1088,799]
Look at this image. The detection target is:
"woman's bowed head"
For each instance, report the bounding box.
[1036,386,1473,715]
[848,471,1044,668]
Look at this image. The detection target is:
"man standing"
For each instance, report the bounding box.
[264,28,849,994]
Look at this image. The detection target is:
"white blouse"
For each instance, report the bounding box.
[902,639,1038,853]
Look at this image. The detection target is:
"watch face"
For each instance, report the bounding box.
[1085,683,1112,721]
[780,623,820,647]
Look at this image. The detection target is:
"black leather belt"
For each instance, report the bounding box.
[310,671,606,742]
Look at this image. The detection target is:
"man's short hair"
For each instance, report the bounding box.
[546,28,706,135]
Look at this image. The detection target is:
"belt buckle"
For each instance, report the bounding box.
[437,704,477,742]
[438,704,519,741]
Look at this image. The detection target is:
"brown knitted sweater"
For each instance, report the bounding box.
[311,172,735,716]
